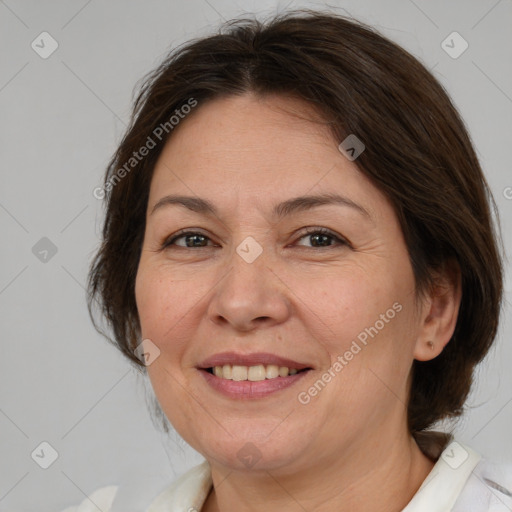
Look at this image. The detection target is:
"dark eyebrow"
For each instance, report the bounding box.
[272,193,371,220]
[150,193,371,220]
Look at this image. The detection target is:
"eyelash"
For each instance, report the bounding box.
[161,227,350,250]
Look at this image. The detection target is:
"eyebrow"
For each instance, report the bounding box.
[150,193,371,220]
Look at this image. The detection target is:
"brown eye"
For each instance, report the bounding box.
[295,227,348,248]
[163,231,214,248]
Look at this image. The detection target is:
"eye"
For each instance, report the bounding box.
[294,227,349,248]
[161,227,350,250]
[162,230,217,249]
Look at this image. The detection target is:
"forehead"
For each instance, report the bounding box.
[148,93,385,219]
[157,93,335,165]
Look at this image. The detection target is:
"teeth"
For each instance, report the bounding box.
[210,364,304,380]
[232,365,248,381]
[248,365,266,381]
[222,364,232,379]
[266,364,279,379]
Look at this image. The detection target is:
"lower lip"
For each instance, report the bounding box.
[199,369,311,399]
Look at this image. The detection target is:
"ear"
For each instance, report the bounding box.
[413,259,462,361]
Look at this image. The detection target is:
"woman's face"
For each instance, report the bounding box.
[135,93,429,473]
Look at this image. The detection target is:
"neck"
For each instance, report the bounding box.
[202,428,436,512]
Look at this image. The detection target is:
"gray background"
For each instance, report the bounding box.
[1,0,511,510]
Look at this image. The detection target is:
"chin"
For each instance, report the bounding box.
[188,423,316,474]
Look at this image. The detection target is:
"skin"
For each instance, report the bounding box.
[135,93,461,511]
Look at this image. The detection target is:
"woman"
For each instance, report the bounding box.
[66,9,511,512]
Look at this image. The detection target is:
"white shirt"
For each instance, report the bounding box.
[60,434,512,512]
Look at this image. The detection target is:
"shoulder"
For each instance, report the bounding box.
[59,485,118,512]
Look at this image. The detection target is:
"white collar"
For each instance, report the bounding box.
[147,459,212,512]
[402,439,481,511]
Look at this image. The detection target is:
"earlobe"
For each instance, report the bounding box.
[415,339,440,361]
[413,260,462,362]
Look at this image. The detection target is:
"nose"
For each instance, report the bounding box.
[206,239,292,333]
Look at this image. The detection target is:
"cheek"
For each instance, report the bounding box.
[302,265,416,378]
[296,267,394,343]
[135,265,187,344]
[135,267,161,335]
[135,263,217,367]
[135,268,197,411]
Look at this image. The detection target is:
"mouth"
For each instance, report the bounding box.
[197,351,313,379]
[196,352,313,398]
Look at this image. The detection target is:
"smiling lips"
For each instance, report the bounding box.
[197,352,313,398]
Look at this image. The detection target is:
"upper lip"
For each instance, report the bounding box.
[197,352,312,370]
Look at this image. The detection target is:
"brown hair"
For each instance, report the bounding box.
[87,9,503,434]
